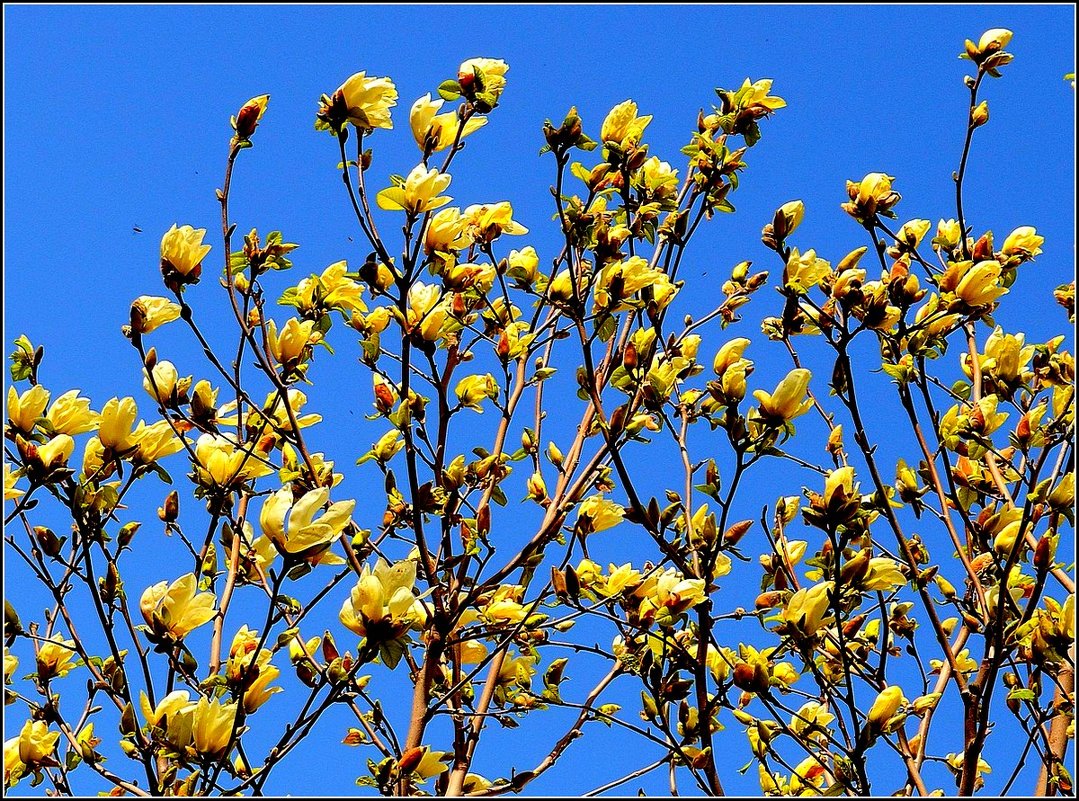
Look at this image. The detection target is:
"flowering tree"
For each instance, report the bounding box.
[4,28,1074,797]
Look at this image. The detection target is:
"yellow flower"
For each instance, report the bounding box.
[458,57,509,105]
[129,294,182,335]
[933,218,963,251]
[339,558,428,642]
[593,256,676,312]
[319,71,398,132]
[455,374,499,411]
[964,28,1013,63]
[946,752,991,788]
[547,268,577,302]
[194,433,275,488]
[409,93,488,153]
[97,396,140,452]
[140,573,217,642]
[80,437,106,478]
[954,260,1007,306]
[773,199,805,239]
[863,557,907,591]
[291,261,368,318]
[842,172,900,222]
[131,420,184,465]
[160,224,212,280]
[232,94,269,140]
[780,582,832,637]
[260,486,353,566]
[1000,226,1044,261]
[634,568,707,625]
[43,390,99,435]
[36,435,75,470]
[140,689,192,728]
[35,635,78,681]
[600,100,652,148]
[4,463,24,501]
[463,201,528,243]
[377,165,452,214]
[895,218,932,249]
[411,746,451,781]
[7,720,60,781]
[266,317,319,370]
[635,157,680,198]
[867,685,906,729]
[483,585,528,625]
[191,696,238,759]
[576,495,625,534]
[7,385,50,434]
[753,368,813,423]
[143,361,192,405]
[783,248,831,292]
[424,207,468,261]
[405,282,448,341]
[226,626,282,713]
[507,246,540,284]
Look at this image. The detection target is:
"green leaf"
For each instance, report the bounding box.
[437,80,462,102]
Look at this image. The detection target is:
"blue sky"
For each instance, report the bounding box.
[4,4,1075,796]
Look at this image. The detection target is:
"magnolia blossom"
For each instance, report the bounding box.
[140,573,217,641]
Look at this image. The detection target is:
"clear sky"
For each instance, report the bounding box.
[4,4,1076,796]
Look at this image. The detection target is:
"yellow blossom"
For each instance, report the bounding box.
[319,71,398,132]
[600,100,652,149]
[140,573,217,641]
[783,248,831,292]
[455,374,499,411]
[339,558,428,642]
[266,317,319,370]
[4,463,24,501]
[130,295,182,334]
[376,165,452,213]
[424,207,468,261]
[780,582,832,637]
[35,435,75,470]
[863,558,907,591]
[867,685,905,729]
[160,225,212,280]
[409,93,488,153]
[634,568,707,625]
[140,689,193,728]
[6,385,50,434]
[292,261,368,317]
[232,94,269,140]
[405,282,448,341]
[131,420,184,465]
[191,696,238,759]
[143,361,191,405]
[260,486,353,567]
[594,256,677,312]
[635,157,680,198]
[934,219,963,251]
[458,57,509,105]
[35,635,78,681]
[226,626,282,713]
[507,246,540,284]
[194,433,275,488]
[463,201,528,243]
[97,396,140,452]
[842,172,900,222]
[1000,226,1043,261]
[44,390,99,435]
[576,495,625,533]
[753,368,813,423]
[6,720,60,783]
